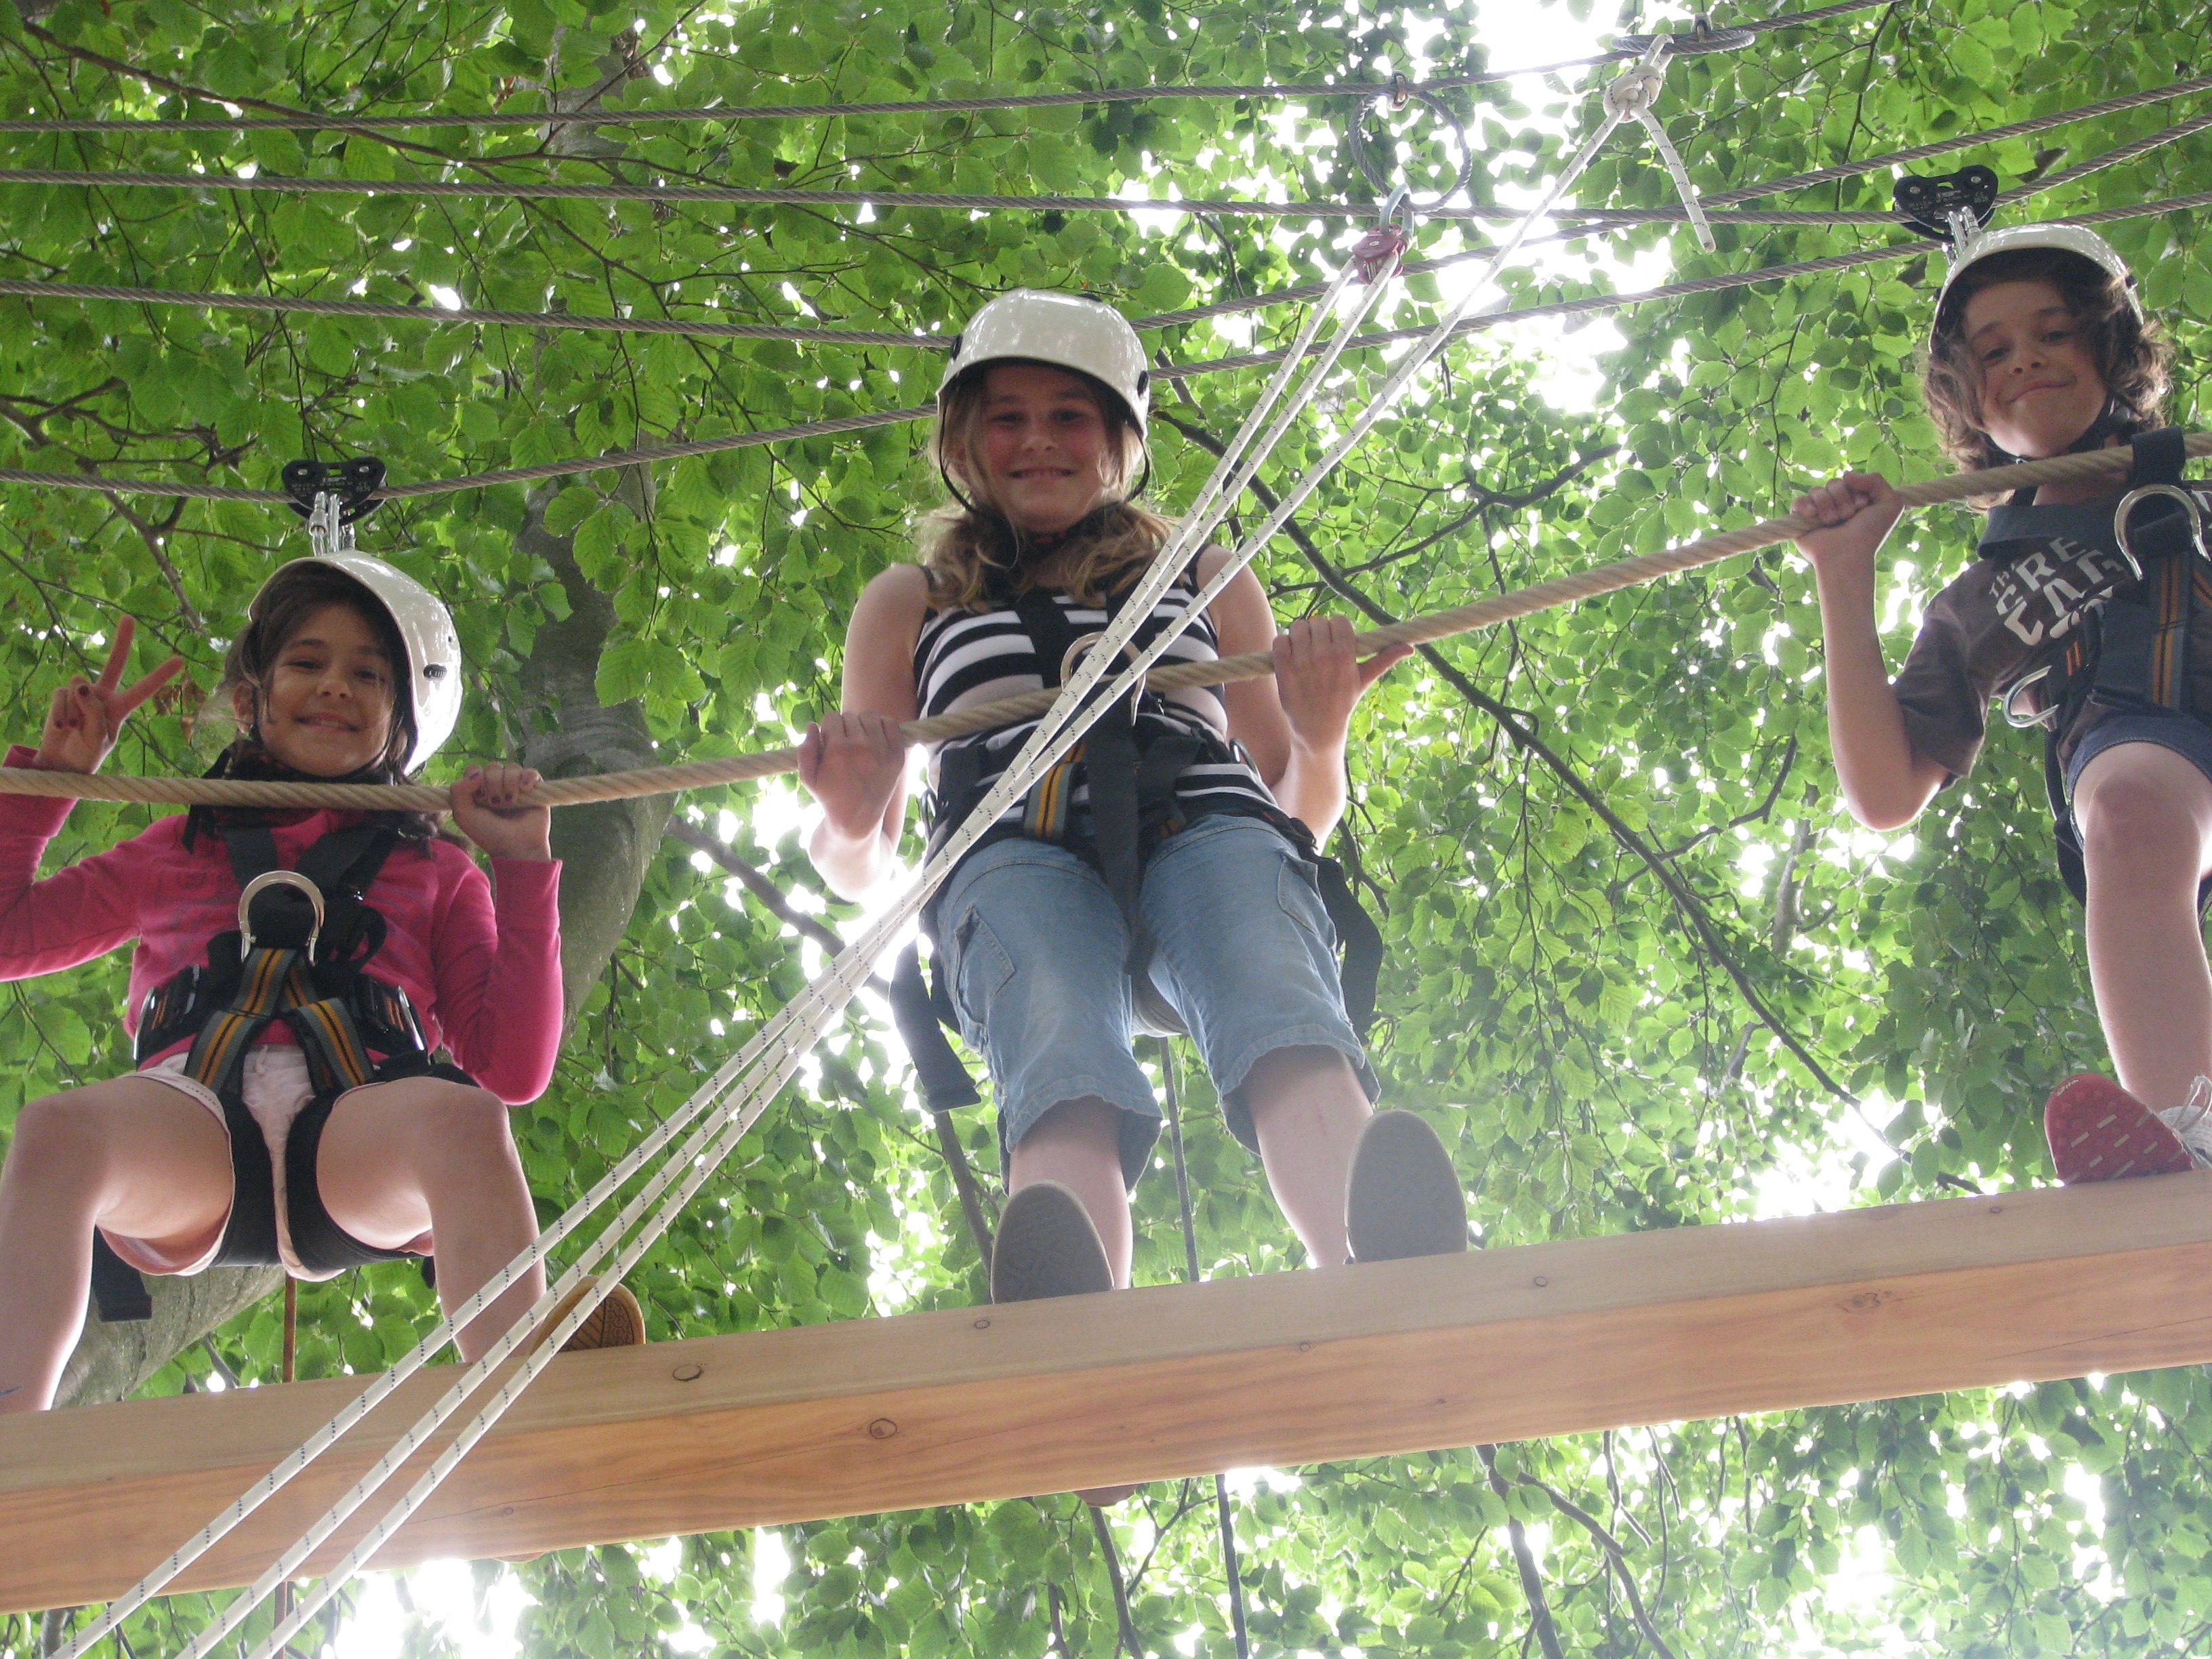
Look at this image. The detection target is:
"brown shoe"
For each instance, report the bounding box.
[515,1276,648,1363]
[989,1183,1132,1506]
[558,1279,647,1352]
[1347,1110,1467,1264]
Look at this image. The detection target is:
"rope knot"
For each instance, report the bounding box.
[1603,63,1667,119]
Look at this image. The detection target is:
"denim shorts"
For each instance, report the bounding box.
[2063,708,2212,911]
[934,813,1379,1187]
[2064,708,2212,799]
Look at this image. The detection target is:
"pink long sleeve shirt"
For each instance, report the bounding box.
[0,748,565,1104]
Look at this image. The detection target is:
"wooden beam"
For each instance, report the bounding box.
[9,1174,2212,1613]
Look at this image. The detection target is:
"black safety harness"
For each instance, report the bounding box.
[888,571,1385,1114]
[1982,426,2212,901]
[89,798,460,1322]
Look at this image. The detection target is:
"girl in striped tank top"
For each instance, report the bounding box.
[800,294,1467,1464]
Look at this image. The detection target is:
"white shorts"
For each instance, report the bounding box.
[113,1048,431,1280]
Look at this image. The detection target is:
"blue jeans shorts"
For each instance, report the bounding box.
[934,813,1379,1187]
[2064,708,2212,911]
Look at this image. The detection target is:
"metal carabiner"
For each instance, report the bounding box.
[2114,485,2210,575]
[238,868,326,962]
[1999,663,2057,730]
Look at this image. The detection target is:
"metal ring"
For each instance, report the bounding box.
[1345,86,1476,211]
[1999,663,2056,729]
[1059,631,1140,685]
[2114,485,2209,573]
[238,868,325,961]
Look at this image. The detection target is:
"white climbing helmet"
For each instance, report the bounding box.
[938,289,1151,436]
[1937,222,2142,325]
[250,553,463,773]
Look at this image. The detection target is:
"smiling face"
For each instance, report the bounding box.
[961,363,1116,534]
[1959,278,2111,460]
[232,600,398,777]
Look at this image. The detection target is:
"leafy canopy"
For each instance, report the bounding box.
[2,0,2210,1654]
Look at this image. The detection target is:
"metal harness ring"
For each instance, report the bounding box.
[2114,484,2209,575]
[238,868,326,962]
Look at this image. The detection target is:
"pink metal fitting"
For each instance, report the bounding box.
[1349,224,1408,284]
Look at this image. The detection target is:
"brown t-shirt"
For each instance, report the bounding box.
[1894,499,2212,779]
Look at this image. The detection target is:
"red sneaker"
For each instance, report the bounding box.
[2044,1073,2196,1183]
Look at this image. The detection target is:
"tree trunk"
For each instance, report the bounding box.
[56,1265,281,1408]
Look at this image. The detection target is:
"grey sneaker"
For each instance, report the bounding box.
[990,1181,1114,1303]
[989,1181,1131,1505]
[1346,1110,1469,1264]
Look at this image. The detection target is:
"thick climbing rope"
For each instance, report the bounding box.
[140,51,1664,1649]
[66,215,1397,1659]
[0,0,1882,137]
[8,179,2209,512]
[12,436,2211,824]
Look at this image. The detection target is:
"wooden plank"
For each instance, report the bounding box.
[8,1174,2212,1613]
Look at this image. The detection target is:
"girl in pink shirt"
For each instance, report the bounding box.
[0,556,630,1412]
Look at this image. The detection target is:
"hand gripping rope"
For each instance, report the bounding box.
[72,47,1698,1654]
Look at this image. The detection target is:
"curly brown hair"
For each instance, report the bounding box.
[1923,245,2172,472]
[919,361,1173,612]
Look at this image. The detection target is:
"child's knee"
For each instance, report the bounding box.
[413,1081,515,1158]
[4,1092,102,1183]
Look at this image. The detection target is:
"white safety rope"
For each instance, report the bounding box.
[1602,49,1717,252]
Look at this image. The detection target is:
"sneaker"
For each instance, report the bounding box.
[990,1181,1113,1304]
[2044,1074,2198,1183]
[989,1182,1131,1506]
[515,1276,648,1361]
[559,1279,647,1353]
[1346,1110,1469,1263]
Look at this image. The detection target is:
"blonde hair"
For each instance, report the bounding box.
[920,361,1173,612]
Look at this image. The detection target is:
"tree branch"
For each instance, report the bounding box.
[1477,1445,1565,1659]
[1088,1504,1144,1659]
[1152,409,1856,1107]
[1524,1476,1680,1659]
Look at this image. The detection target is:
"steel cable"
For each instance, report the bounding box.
[9,180,2210,512]
[0,0,1883,138]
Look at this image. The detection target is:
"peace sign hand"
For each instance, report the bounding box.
[33,616,187,776]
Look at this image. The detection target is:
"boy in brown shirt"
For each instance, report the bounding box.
[1791,218,2212,1181]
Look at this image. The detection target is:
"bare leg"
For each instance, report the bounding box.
[1006,1097,1133,1287]
[2074,741,2212,1114]
[313,1078,544,1362]
[1242,1045,1373,1269]
[0,1078,233,1412]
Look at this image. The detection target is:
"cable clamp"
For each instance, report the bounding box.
[1350,184,1412,283]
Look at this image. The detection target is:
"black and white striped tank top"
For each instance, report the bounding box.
[912,571,1277,832]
